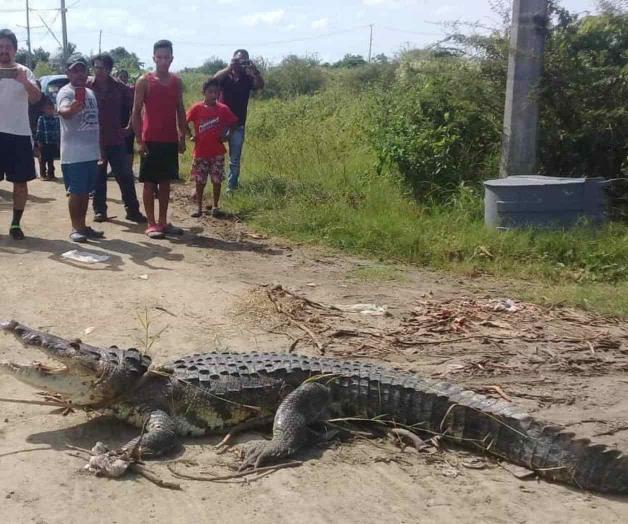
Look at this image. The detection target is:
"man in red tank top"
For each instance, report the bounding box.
[130,40,187,239]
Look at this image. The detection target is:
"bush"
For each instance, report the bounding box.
[258,55,325,99]
[540,6,628,178]
[371,56,502,196]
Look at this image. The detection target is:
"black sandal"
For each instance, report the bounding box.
[9,225,25,240]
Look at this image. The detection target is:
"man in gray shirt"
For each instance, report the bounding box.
[57,54,104,243]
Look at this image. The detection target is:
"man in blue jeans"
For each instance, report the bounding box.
[212,49,264,192]
[88,53,146,223]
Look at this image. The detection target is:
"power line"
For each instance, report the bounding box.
[72,25,371,48]
[378,26,444,37]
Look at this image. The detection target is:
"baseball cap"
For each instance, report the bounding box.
[67,53,89,70]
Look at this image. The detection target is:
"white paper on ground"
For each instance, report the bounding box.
[61,250,111,264]
[334,303,389,316]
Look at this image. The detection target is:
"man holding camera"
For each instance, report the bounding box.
[211,49,264,192]
[0,29,41,240]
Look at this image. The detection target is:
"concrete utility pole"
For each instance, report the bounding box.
[60,0,69,63]
[368,24,374,62]
[98,30,102,53]
[499,0,549,178]
[25,0,33,69]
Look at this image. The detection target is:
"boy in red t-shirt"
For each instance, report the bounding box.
[186,79,238,217]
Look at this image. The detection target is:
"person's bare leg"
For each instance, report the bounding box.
[13,182,28,211]
[157,181,170,226]
[10,182,29,239]
[143,182,157,226]
[68,194,88,231]
[195,181,205,216]
[212,181,221,208]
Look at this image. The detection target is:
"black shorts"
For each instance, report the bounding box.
[40,143,60,162]
[139,142,179,183]
[0,132,37,183]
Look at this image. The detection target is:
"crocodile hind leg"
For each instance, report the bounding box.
[239,382,331,470]
[86,410,178,477]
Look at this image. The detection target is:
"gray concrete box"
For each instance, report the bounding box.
[484,176,608,230]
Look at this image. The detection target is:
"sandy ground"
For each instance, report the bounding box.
[1,174,627,523]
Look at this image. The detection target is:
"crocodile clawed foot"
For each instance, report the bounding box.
[84,442,132,478]
[238,440,288,471]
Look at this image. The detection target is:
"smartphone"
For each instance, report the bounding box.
[0,67,18,80]
[75,86,86,104]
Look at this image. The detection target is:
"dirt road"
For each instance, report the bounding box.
[1,178,627,523]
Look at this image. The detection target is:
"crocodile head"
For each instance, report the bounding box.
[0,320,152,407]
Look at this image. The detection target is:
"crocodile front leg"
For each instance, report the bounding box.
[86,410,178,477]
[240,382,331,470]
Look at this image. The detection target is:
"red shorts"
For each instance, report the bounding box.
[191,156,224,185]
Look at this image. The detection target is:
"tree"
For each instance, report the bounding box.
[107,46,144,73]
[50,42,77,69]
[15,46,52,69]
[32,47,50,65]
[16,48,30,66]
[373,53,389,64]
[33,61,57,77]
[199,56,228,75]
[539,3,628,177]
[333,53,367,68]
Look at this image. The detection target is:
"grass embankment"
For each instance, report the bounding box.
[179,75,628,316]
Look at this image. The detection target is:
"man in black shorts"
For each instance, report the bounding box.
[0,29,41,240]
[131,40,186,239]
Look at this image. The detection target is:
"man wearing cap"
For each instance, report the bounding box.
[88,53,146,224]
[0,28,41,240]
[57,53,104,243]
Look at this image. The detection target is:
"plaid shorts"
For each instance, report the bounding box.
[191,156,225,185]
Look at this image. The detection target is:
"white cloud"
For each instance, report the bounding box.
[311,17,329,30]
[240,9,286,27]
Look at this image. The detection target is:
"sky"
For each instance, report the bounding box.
[2,0,601,70]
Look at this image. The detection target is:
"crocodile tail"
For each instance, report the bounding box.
[407,379,628,493]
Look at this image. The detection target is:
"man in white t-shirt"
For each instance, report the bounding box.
[57,54,103,243]
[0,29,41,240]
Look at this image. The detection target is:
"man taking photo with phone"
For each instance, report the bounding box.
[211,49,264,193]
[57,54,103,243]
[0,29,41,240]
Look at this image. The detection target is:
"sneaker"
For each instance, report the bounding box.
[93,212,108,223]
[211,207,224,218]
[163,223,184,235]
[70,231,88,243]
[82,226,104,239]
[125,210,147,223]
[145,224,165,239]
[9,225,25,240]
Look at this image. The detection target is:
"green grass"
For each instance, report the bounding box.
[347,265,410,283]
[178,75,628,317]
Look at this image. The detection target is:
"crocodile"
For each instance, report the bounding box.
[1,319,627,493]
